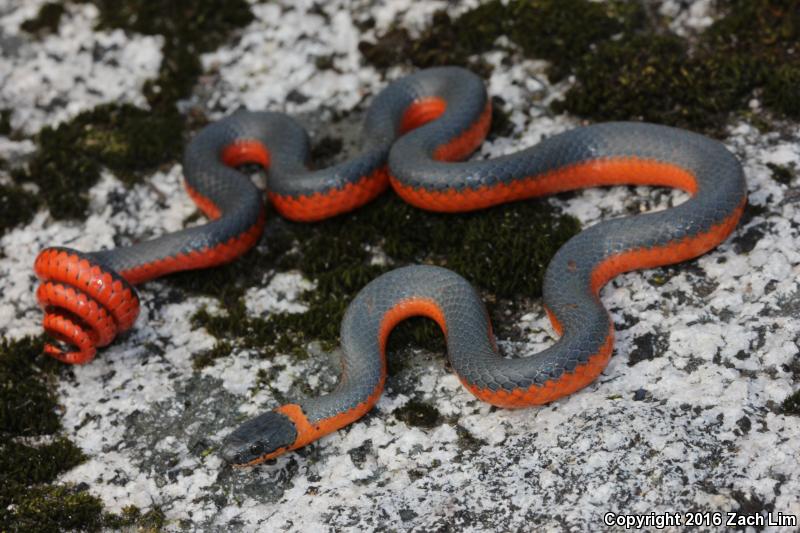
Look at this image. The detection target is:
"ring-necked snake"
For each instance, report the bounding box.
[33,67,747,467]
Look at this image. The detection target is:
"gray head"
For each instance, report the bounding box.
[220,410,297,465]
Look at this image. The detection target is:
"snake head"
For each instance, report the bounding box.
[220,410,298,466]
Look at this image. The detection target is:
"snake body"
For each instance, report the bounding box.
[32,67,747,467]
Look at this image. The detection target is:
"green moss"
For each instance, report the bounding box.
[782,390,800,416]
[560,33,765,132]
[503,0,643,82]
[192,338,233,370]
[0,438,86,488]
[359,8,499,76]
[767,163,795,185]
[0,184,40,235]
[393,400,441,429]
[20,2,65,35]
[764,64,800,119]
[563,43,708,130]
[105,504,167,532]
[13,0,255,221]
[182,193,579,359]
[0,109,11,136]
[131,506,167,532]
[0,336,61,436]
[193,340,234,370]
[0,335,168,530]
[361,0,643,80]
[365,0,800,133]
[12,104,183,219]
[0,336,93,531]
[89,0,253,53]
[3,485,168,532]
[85,0,253,110]
[707,0,799,49]
[4,484,104,533]
[558,0,800,132]
[0,437,106,532]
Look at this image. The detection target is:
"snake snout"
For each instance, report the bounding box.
[221,410,297,465]
[34,247,139,364]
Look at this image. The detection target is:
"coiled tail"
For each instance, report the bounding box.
[34,247,140,364]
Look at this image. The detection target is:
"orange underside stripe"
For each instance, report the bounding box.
[400,97,447,134]
[184,181,223,220]
[34,248,141,364]
[221,140,271,169]
[392,158,699,212]
[461,325,616,408]
[434,101,492,162]
[269,166,390,222]
[589,200,745,294]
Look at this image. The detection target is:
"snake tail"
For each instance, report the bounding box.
[32,115,279,363]
[34,248,140,363]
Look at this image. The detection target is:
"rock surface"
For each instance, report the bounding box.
[1,0,798,531]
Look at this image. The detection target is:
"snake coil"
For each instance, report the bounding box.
[34,248,140,363]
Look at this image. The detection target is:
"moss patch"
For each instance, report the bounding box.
[20,2,65,35]
[192,340,233,370]
[0,109,12,136]
[0,184,40,235]
[0,438,85,487]
[105,505,167,532]
[0,337,61,436]
[0,337,100,531]
[10,0,254,225]
[364,0,800,134]
[360,1,642,81]
[559,0,800,131]
[393,400,442,429]
[0,336,166,531]
[555,34,752,132]
[6,485,104,533]
[767,163,795,185]
[85,0,253,110]
[764,64,800,119]
[11,104,182,219]
[782,390,800,416]
[179,193,579,366]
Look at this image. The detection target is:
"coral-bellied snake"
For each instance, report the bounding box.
[33,67,747,466]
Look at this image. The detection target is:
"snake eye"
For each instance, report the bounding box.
[249,443,265,456]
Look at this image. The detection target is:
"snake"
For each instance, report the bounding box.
[32,67,747,467]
